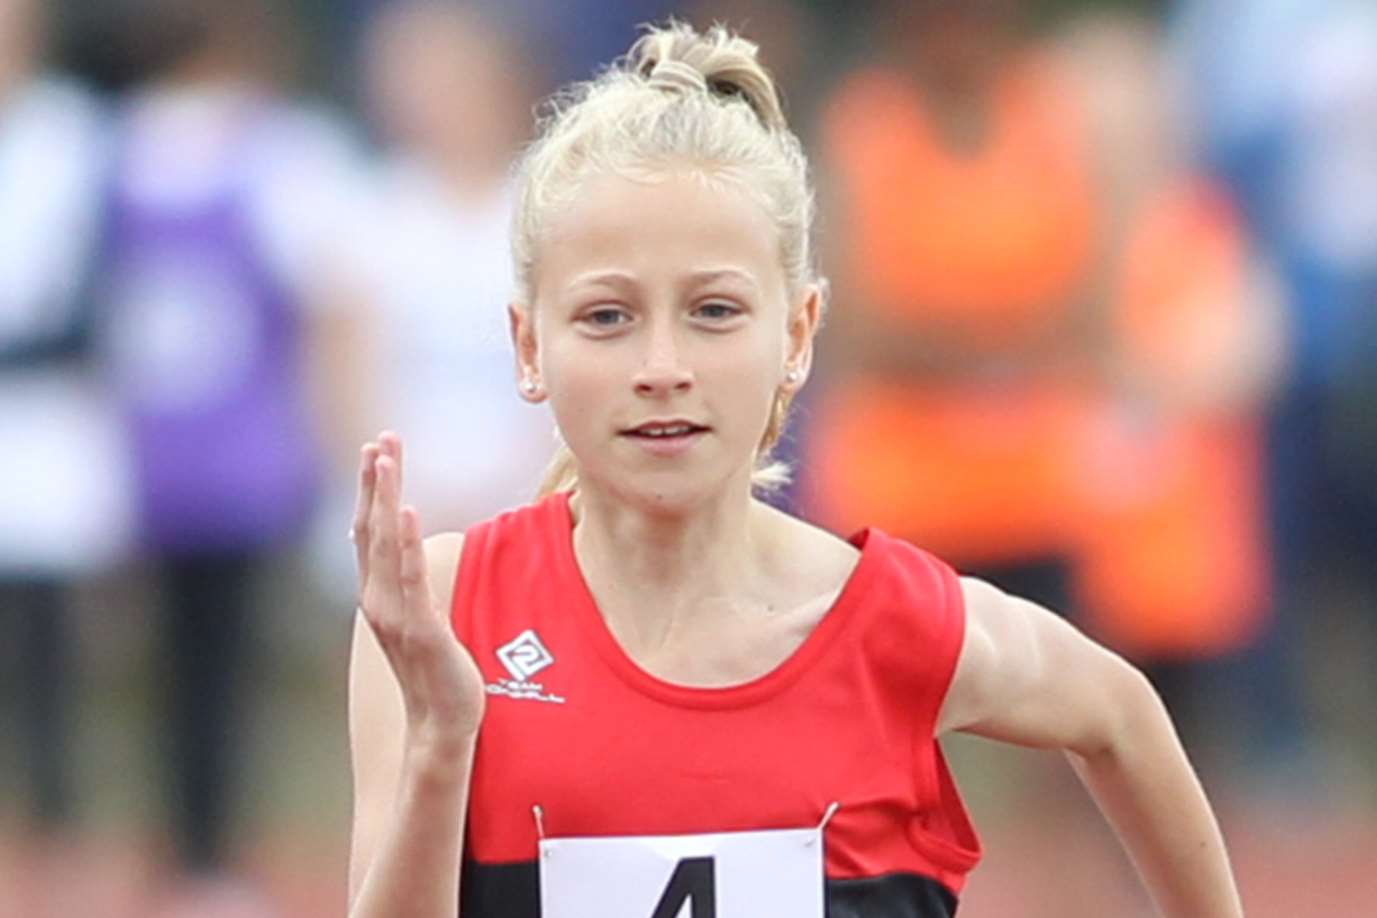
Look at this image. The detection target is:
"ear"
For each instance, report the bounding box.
[508,302,546,403]
[783,283,823,390]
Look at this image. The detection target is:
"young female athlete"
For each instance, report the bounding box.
[346,21,1244,918]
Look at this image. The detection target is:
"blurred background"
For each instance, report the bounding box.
[1,0,1373,915]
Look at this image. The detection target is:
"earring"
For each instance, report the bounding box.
[521,377,539,395]
[785,367,802,384]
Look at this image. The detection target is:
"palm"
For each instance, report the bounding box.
[353,433,486,737]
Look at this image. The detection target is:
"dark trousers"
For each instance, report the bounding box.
[1,578,75,830]
[155,549,262,873]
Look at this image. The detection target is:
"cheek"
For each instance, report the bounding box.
[699,339,783,425]
[540,341,618,440]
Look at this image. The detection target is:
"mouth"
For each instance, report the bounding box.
[619,420,711,445]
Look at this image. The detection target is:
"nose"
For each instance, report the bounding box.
[632,320,693,397]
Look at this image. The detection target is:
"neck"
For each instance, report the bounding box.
[568,476,778,652]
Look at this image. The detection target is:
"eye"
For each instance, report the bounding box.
[693,301,743,321]
[580,306,631,328]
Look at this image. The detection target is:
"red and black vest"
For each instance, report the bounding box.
[451,491,981,916]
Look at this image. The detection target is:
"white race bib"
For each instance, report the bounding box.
[539,825,826,918]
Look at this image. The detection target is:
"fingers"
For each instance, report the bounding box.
[361,430,406,616]
[398,504,434,621]
[379,430,403,494]
[369,453,402,594]
[352,442,380,574]
[354,430,402,573]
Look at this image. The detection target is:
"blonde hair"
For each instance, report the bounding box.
[512,20,822,499]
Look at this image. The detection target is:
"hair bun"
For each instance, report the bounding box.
[629,20,788,132]
[643,58,709,94]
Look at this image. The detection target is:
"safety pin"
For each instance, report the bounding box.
[806,801,841,847]
[532,804,547,840]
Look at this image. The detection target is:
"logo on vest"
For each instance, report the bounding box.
[488,629,565,704]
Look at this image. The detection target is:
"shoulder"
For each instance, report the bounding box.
[852,528,963,615]
[935,578,1033,739]
[761,503,861,597]
[938,576,1143,749]
[435,493,567,586]
[769,509,963,613]
[770,511,961,642]
[423,531,466,613]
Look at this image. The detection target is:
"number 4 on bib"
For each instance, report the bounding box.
[539,826,825,918]
[649,857,715,918]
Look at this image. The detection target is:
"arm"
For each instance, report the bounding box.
[348,434,486,917]
[937,577,1244,918]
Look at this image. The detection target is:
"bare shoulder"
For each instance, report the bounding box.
[937,578,1017,732]
[958,574,1004,611]
[939,576,1144,751]
[759,501,863,603]
[952,577,1034,660]
[423,530,466,611]
[951,575,1113,688]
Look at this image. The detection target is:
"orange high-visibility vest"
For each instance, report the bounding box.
[807,60,1098,564]
[1075,178,1269,658]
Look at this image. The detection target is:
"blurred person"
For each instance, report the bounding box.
[82,0,368,913]
[339,1,554,537]
[1171,0,1377,786]
[1055,11,1292,774]
[345,21,1242,918]
[345,0,677,92]
[803,0,1102,612]
[0,0,129,913]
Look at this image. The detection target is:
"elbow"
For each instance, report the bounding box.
[1067,656,1166,763]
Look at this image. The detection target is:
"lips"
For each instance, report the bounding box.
[621,420,710,438]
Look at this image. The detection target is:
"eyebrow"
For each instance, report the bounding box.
[565,267,760,292]
[689,268,760,289]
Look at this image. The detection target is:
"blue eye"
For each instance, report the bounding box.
[694,302,741,320]
[583,307,629,327]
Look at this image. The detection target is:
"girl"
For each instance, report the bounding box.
[346,21,1243,918]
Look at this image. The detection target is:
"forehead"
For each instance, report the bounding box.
[535,168,784,297]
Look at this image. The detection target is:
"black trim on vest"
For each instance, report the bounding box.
[461,860,541,916]
[460,859,959,917]
[826,872,959,917]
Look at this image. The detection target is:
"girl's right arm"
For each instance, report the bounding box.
[347,434,487,917]
[939,578,1243,917]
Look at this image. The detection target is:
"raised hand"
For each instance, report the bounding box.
[353,432,486,745]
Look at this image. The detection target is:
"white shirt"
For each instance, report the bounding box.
[349,157,554,529]
[307,156,556,603]
[0,77,130,575]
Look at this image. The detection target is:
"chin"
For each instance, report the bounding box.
[595,465,744,516]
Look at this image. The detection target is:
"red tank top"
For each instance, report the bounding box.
[450,491,981,917]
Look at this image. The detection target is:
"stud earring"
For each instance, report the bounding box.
[521,377,539,395]
[785,367,802,384]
